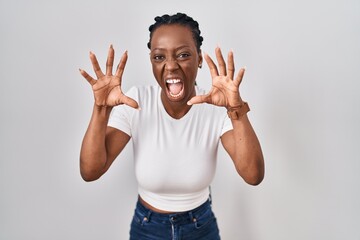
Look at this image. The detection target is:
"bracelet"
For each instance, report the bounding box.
[227,102,250,120]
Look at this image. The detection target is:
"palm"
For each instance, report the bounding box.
[79,45,138,109]
[206,75,241,107]
[92,75,123,107]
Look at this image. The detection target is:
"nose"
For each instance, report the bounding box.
[164,58,179,71]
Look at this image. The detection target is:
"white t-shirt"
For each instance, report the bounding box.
[108,85,233,212]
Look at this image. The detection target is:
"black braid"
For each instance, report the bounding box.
[147,13,203,52]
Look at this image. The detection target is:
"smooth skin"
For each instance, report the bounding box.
[149,25,202,119]
[79,24,264,204]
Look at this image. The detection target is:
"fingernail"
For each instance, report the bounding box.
[110,44,113,48]
[243,66,247,71]
[137,107,142,110]
[187,101,192,105]
[89,51,93,55]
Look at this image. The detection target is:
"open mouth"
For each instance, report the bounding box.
[166,79,184,99]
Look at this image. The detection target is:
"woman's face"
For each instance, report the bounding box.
[149,24,202,105]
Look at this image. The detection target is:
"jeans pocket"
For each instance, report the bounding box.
[193,207,216,229]
[132,209,148,226]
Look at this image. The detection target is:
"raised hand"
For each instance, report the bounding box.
[79,45,139,109]
[188,47,245,108]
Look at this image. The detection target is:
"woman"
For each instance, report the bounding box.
[79,13,264,240]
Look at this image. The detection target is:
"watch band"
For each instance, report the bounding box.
[227,102,250,120]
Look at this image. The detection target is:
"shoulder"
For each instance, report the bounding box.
[124,85,159,102]
[126,85,158,96]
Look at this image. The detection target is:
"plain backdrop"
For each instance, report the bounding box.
[1,0,359,239]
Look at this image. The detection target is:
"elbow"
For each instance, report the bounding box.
[80,160,103,182]
[243,173,264,186]
[236,159,265,186]
[81,172,101,182]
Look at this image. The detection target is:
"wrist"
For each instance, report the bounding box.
[227,95,244,108]
[93,104,113,115]
[227,102,250,120]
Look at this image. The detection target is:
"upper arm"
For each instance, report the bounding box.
[220,129,235,159]
[102,126,131,173]
[220,120,265,185]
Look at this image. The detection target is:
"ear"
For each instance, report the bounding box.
[198,51,203,69]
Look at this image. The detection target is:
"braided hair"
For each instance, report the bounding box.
[147,13,204,53]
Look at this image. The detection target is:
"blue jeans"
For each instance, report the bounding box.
[129,198,221,240]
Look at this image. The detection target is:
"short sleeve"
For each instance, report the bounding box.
[107,87,138,137]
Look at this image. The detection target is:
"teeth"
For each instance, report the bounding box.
[166,79,181,84]
[169,90,183,98]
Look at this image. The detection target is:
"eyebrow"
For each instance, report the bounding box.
[151,45,192,52]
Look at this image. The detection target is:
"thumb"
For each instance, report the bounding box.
[119,95,140,110]
[187,94,209,105]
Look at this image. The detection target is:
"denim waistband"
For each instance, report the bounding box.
[135,198,212,225]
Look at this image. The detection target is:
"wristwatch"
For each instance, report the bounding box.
[227,102,250,120]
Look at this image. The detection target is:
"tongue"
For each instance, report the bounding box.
[168,82,183,95]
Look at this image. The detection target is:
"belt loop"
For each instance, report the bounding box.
[144,209,152,223]
[209,185,212,205]
[188,210,194,222]
[147,210,152,220]
[189,211,194,221]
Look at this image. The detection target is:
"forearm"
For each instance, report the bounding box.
[230,114,264,185]
[80,104,113,181]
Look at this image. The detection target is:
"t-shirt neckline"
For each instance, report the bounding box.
[157,85,199,121]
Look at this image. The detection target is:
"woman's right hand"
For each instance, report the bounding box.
[79,45,139,109]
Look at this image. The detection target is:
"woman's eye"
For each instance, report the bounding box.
[178,53,190,59]
[153,55,164,61]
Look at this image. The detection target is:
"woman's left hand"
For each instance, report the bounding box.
[187,47,245,108]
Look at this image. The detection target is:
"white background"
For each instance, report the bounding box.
[1,0,359,239]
